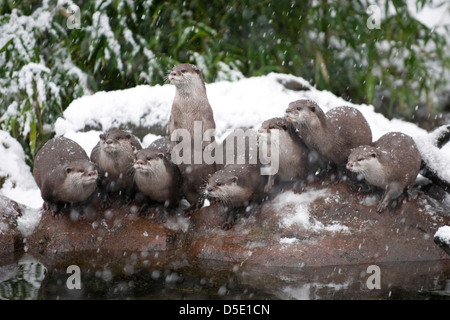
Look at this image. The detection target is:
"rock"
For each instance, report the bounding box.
[4,177,450,268]
[0,195,24,260]
[185,180,450,267]
[434,226,450,256]
[26,196,188,257]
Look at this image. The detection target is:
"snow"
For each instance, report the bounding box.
[0,72,449,238]
[435,226,450,245]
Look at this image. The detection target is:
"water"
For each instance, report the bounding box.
[1,252,449,300]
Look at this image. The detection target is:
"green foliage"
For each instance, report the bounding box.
[0,0,449,162]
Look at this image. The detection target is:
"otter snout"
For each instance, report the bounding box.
[285,108,296,122]
[135,160,145,167]
[88,170,97,178]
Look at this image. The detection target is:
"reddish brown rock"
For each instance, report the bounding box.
[26,197,188,257]
[4,178,450,268]
[185,180,450,267]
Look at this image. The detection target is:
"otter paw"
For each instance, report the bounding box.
[376,202,387,213]
[221,221,234,231]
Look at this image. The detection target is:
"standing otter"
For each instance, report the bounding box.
[33,137,98,217]
[204,164,267,230]
[90,129,142,208]
[258,117,310,192]
[133,142,182,213]
[167,63,216,215]
[347,132,422,212]
[285,99,372,168]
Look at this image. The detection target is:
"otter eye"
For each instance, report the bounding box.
[371,153,377,158]
[66,167,72,174]
[357,158,364,162]
[78,169,84,173]
[296,106,302,111]
[181,69,187,73]
[216,182,222,187]
[146,156,152,161]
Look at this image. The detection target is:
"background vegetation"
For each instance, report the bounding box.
[1,0,449,165]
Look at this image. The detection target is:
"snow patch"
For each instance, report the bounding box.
[435,226,450,245]
[273,189,350,234]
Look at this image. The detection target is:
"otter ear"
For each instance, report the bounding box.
[208,174,212,178]
[371,153,377,158]
[125,134,132,140]
[65,167,72,174]
[192,65,200,74]
[231,176,238,183]
[157,152,164,159]
[310,106,316,112]
[100,133,106,140]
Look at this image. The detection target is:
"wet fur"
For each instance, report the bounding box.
[258,117,309,192]
[347,132,422,212]
[167,64,217,214]
[133,145,182,211]
[286,100,372,167]
[90,129,142,207]
[33,137,98,216]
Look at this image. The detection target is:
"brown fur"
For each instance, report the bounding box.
[167,64,216,215]
[258,117,310,192]
[33,137,98,216]
[285,99,372,167]
[204,163,267,230]
[133,145,182,211]
[347,132,422,212]
[90,129,142,207]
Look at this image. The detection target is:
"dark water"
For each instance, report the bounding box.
[1,252,449,300]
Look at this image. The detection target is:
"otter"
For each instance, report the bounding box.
[133,143,182,213]
[285,99,372,168]
[347,132,422,213]
[90,129,142,208]
[33,137,98,217]
[204,164,267,230]
[258,117,310,192]
[167,63,217,215]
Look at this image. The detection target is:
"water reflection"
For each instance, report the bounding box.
[0,252,449,300]
[0,254,46,300]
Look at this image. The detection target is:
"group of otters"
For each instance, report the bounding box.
[33,64,422,230]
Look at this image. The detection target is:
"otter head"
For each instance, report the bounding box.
[133,148,165,175]
[204,172,239,205]
[99,130,135,154]
[59,160,98,203]
[285,99,324,129]
[64,160,98,186]
[347,145,382,175]
[168,63,205,91]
